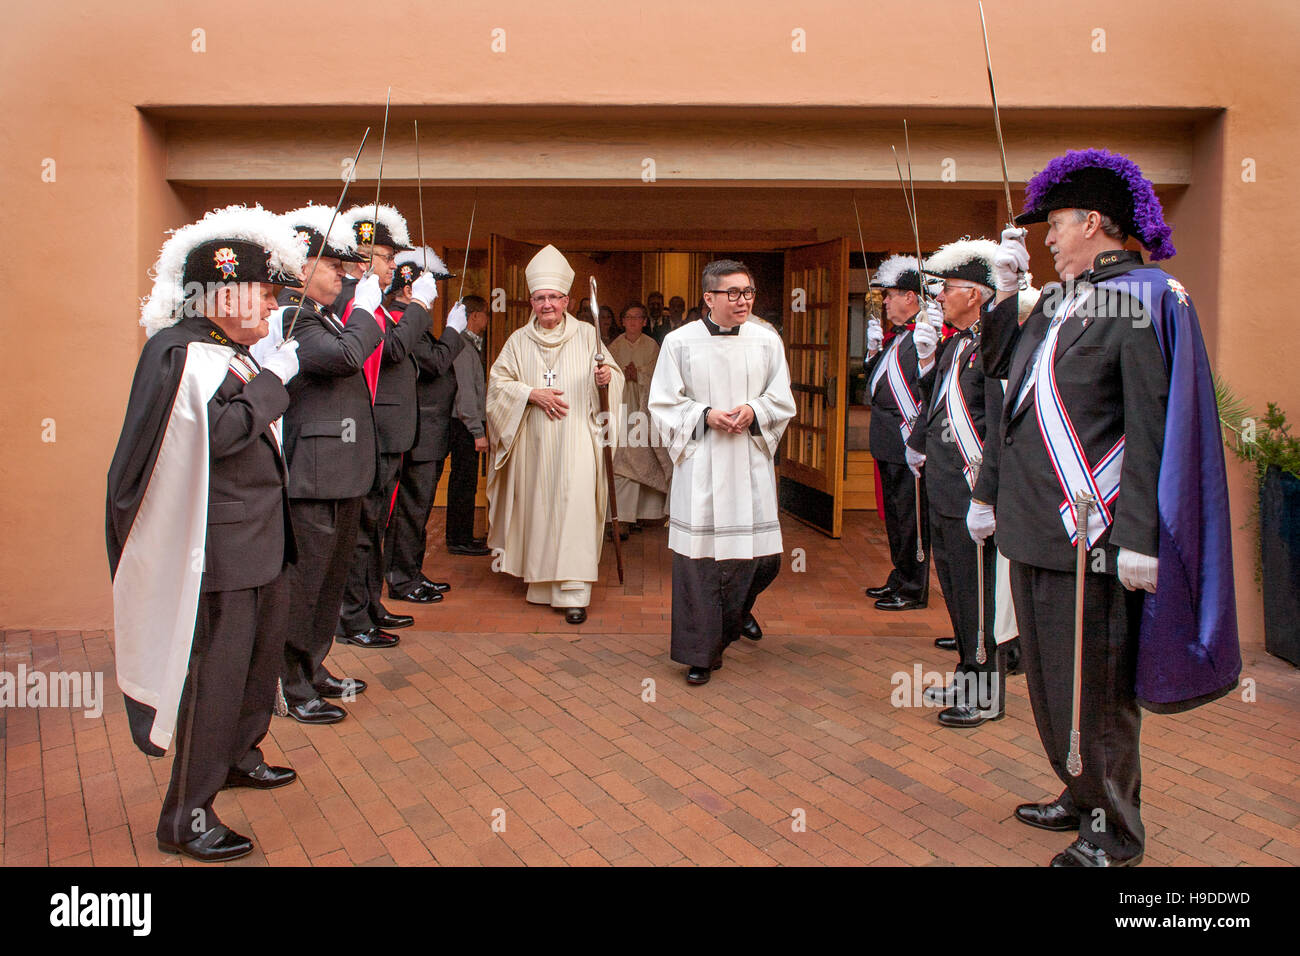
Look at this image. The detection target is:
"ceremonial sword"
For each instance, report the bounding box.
[363,87,393,276]
[590,276,625,585]
[970,456,987,665]
[892,135,931,564]
[284,126,371,342]
[414,120,427,273]
[1067,489,1097,777]
[978,1,1029,290]
[457,193,477,303]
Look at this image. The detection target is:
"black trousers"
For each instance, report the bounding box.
[670,552,780,669]
[445,420,481,546]
[385,452,446,593]
[930,508,997,675]
[282,495,362,704]
[1009,560,1145,858]
[158,576,287,843]
[340,451,402,633]
[877,460,930,602]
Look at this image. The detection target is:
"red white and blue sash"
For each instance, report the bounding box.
[884,334,921,442]
[227,352,284,454]
[941,337,982,489]
[1032,287,1124,547]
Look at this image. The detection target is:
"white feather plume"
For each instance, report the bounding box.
[870,254,921,288]
[342,203,412,250]
[140,204,307,336]
[922,238,1000,281]
[395,246,450,275]
[282,203,359,258]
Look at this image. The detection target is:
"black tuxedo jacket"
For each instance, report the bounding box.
[973,250,1168,572]
[864,322,938,465]
[908,329,1004,519]
[408,320,467,462]
[279,291,384,501]
[371,300,434,455]
[203,330,297,591]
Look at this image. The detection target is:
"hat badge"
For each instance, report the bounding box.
[358,221,375,243]
[295,229,313,249]
[214,247,238,279]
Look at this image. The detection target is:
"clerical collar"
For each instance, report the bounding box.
[702,312,740,336]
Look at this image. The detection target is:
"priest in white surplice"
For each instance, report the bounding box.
[608,303,672,527]
[649,260,796,685]
[486,245,624,625]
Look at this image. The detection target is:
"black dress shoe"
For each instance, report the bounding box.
[1050,838,1144,867]
[923,682,959,706]
[158,824,253,863]
[685,661,724,685]
[1001,638,1023,675]
[419,577,451,593]
[337,627,400,648]
[387,583,443,604]
[740,614,763,641]
[937,703,1005,728]
[224,762,297,790]
[934,636,958,651]
[471,536,488,547]
[287,697,347,725]
[874,594,926,611]
[1015,800,1081,832]
[447,542,492,556]
[864,584,895,599]
[373,612,414,629]
[565,608,587,625]
[314,674,367,698]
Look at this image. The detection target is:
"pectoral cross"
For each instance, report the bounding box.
[543,369,557,387]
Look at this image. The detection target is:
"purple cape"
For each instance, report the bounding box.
[1099,268,1242,713]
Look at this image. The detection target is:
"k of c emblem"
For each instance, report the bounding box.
[214,247,238,278]
[358,221,375,243]
[295,229,313,249]
[1166,277,1190,306]
[400,265,414,281]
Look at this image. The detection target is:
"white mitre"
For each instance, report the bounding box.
[525,244,575,295]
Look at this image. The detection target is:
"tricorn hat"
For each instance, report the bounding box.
[343,203,414,252]
[141,204,305,336]
[388,246,455,294]
[1015,149,1175,261]
[923,238,1000,289]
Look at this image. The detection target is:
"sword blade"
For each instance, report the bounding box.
[414,119,427,272]
[456,193,477,302]
[851,195,878,320]
[365,86,392,274]
[285,126,371,341]
[979,1,1017,227]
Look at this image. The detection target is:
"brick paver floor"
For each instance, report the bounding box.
[3,511,1298,866]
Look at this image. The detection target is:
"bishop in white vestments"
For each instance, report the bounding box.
[608,303,672,524]
[648,260,795,684]
[486,245,624,625]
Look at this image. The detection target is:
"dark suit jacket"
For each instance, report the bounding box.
[280,291,385,501]
[407,318,467,462]
[203,333,297,591]
[908,329,1004,519]
[973,250,1168,572]
[371,300,434,455]
[864,321,938,465]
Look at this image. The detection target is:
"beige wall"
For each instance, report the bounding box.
[3,1,1296,650]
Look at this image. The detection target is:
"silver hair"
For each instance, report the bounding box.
[1071,208,1127,242]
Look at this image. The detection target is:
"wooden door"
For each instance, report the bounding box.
[487,234,543,371]
[779,238,849,537]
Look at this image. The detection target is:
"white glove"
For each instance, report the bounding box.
[913,319,939,361]
[994,227,1030,292]
[966,500,996,543]
[905,446,926,478]
[1117,548,1158,593]
[352,273,383,315]
[924,298,944,330]
[866,317,883,354]
[411,272,440,308]
[445,301,468,333]
[260,339,299,385]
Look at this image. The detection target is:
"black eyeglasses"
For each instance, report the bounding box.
[706,287,756,302]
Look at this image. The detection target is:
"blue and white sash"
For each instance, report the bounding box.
[1031,288,1124,547]
[227,353,284,454]
[942,337,982,489]
[884,333,921,442]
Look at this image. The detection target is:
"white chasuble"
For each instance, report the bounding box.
[648,320,796,560]
[486,315,624,602]
[609,332,672,519]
